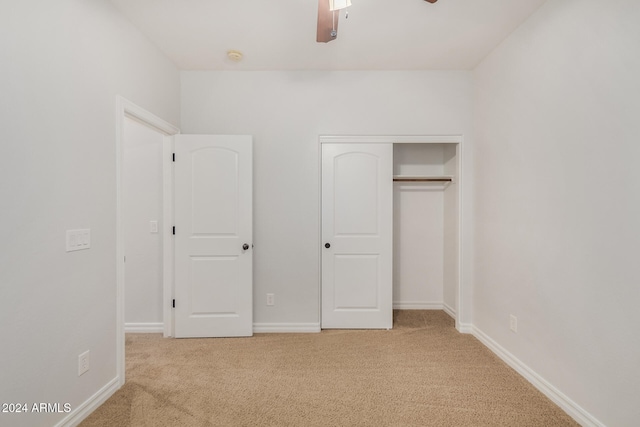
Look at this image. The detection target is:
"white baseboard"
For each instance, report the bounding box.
[472,326,604,427]
[442,302,456,319]
[253,323,321,333]
[393,301,443,310]
[456,322,473,334]
[125,322,164,333]
[56,376,120,427]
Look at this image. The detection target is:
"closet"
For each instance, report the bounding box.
[393,143,458,317]
[321,138,459,329]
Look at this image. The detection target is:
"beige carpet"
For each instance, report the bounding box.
[81,311,578,426]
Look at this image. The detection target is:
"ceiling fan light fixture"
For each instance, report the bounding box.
[329,0,351,11]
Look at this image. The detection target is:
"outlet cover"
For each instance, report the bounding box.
[510,315,518,333]
[266,293,275,306]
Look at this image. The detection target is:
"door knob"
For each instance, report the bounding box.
[242,243,249,250]
[325,243,331,249]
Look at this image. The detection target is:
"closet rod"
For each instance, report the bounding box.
[393,177,453,182]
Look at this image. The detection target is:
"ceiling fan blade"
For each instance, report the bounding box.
[317,0,339,43]
[425,0,438,3]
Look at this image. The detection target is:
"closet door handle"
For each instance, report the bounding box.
[242,243,249,250]
[325,243,331,249]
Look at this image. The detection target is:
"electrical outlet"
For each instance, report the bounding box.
[78,350,90,376]
[510,315,518,333]
[150,220,158,233]
[266,293,275,306]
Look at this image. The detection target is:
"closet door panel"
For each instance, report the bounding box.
[322,143,393,329]
[333,153,380,236]
[333,254,379,309]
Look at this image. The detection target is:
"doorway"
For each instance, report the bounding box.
[122,116,165,333]
[116,96,179,386]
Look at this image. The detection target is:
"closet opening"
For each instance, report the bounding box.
[393,143,458,319]
[319,136,462,330]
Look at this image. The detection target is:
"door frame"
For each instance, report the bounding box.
[318,135,466,332]
[116,96,179,386]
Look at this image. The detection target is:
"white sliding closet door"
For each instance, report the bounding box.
[321,143,393,329]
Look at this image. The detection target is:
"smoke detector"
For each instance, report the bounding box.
[227,50,243,62]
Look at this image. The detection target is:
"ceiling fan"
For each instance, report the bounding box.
[316,0,438,43]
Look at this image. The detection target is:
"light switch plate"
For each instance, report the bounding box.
[66,229,91,252]
[78,350,90,376]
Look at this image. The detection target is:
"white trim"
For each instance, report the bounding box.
[116,96,180,386]
[456,136,465,330]
[319,135,463,144]
[124,322,164,333]
[456,322,473,334]
[119,102,180,136]
[472,326,604,427]
[393,301,443,310]
[253,323,321,333]
[55,377,119,427]
[317,137,323,331]
[442,302,456,319]
[161,134,175,339]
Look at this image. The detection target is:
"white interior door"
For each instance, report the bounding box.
[322,143,393,329]
[174,135,252,338]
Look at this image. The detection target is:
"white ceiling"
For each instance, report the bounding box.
[109,0,547,71]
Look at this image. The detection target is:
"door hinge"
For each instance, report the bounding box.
[172,226,175,235]
[172,153,175,162]
[172,299,175,308]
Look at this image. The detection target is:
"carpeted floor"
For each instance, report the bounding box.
[81,311,578,426]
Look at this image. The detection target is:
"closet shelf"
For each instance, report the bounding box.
[393,175,454,182]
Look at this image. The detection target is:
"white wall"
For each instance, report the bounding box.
[181,71,473,327]
[473,0,640,425]
[124,117,164,327]
[0,1,179,426]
